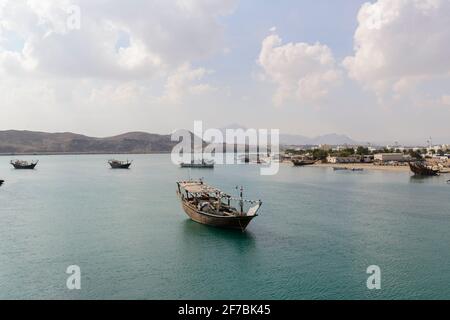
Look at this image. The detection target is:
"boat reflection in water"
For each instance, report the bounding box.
[176,180,262,231]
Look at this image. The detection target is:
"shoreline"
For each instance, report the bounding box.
[312,162,408,172]
[310,162,450,173]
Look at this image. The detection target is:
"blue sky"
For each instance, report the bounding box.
[0,0,449,144]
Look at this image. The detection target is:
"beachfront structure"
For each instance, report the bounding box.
[374,153,405,162]
[362,155,374,163]
[327,155,361,164]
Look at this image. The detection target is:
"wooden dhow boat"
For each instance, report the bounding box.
[176,180,262,231]
[333,167,349,171]
[292,159,316,166]
[10,160,38,170]
[409,161,439,176]
[180,159,214,169]
[108,159,132,169]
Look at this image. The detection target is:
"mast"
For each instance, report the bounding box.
[239,186,244,215]
[245,140,249,163]
[257,140,260,163]
[216,191,221,214]
[191,132,195,164]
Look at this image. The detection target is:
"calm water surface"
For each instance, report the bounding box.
[0,154,449,299]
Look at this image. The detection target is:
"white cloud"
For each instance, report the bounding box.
[441,95,450,106]
[0,0,235,104]
[160,64,216,104]
[258,33,341,106]
[343,0,450,100]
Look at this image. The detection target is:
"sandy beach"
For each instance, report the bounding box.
[311,162,410,172]
[308,162,450,173]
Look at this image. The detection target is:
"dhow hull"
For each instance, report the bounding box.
[11,164,37,170]
[181,201,255,231]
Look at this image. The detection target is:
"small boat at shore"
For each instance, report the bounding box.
[176,180,262,231]
[333,167,363,172]
[333,167,348,171]
[409,161,439,176]
[180,159,214,169]
[10,160,38,170]
[292,159,316,166]
[108,159,132,169]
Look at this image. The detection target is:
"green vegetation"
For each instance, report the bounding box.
[312,149,329,161]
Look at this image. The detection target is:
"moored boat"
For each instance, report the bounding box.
[180,159,214,169]
[409,161,439,176]
[0,179,4,186]
[333,167,348,171]
[292,159,316,166]
[176,180,262,231]
[10,160,38,170]
[108,159,132,169]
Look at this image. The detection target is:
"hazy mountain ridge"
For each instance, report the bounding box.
[280,133,359,146]
[0,130,178,154]
[3,129,435,154]
[218,124,359,146]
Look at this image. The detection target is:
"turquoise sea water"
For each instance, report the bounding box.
[0,154,449,300]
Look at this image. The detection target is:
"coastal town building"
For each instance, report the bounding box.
[362,155,374,163]
[374,153,406,162]
[327,155,361,164]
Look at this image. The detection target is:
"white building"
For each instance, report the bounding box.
[374,153,405,162]
[327,155,361,164]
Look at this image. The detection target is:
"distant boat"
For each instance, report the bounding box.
[180,159,214,169]
[0,180,4,186]
[292,159,316,166]
[10,160,38,170]
[409,161,439,176]
[333,167,363,172]
[176,180,262,231]
[108,159,132,169]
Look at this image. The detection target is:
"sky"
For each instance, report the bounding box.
[0,0,449,145]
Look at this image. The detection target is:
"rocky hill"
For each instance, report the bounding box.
[0,130,180,154]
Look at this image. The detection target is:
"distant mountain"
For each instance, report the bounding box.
[218,124,359,146]
[0,130,179,154]
[0,128,362,155]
